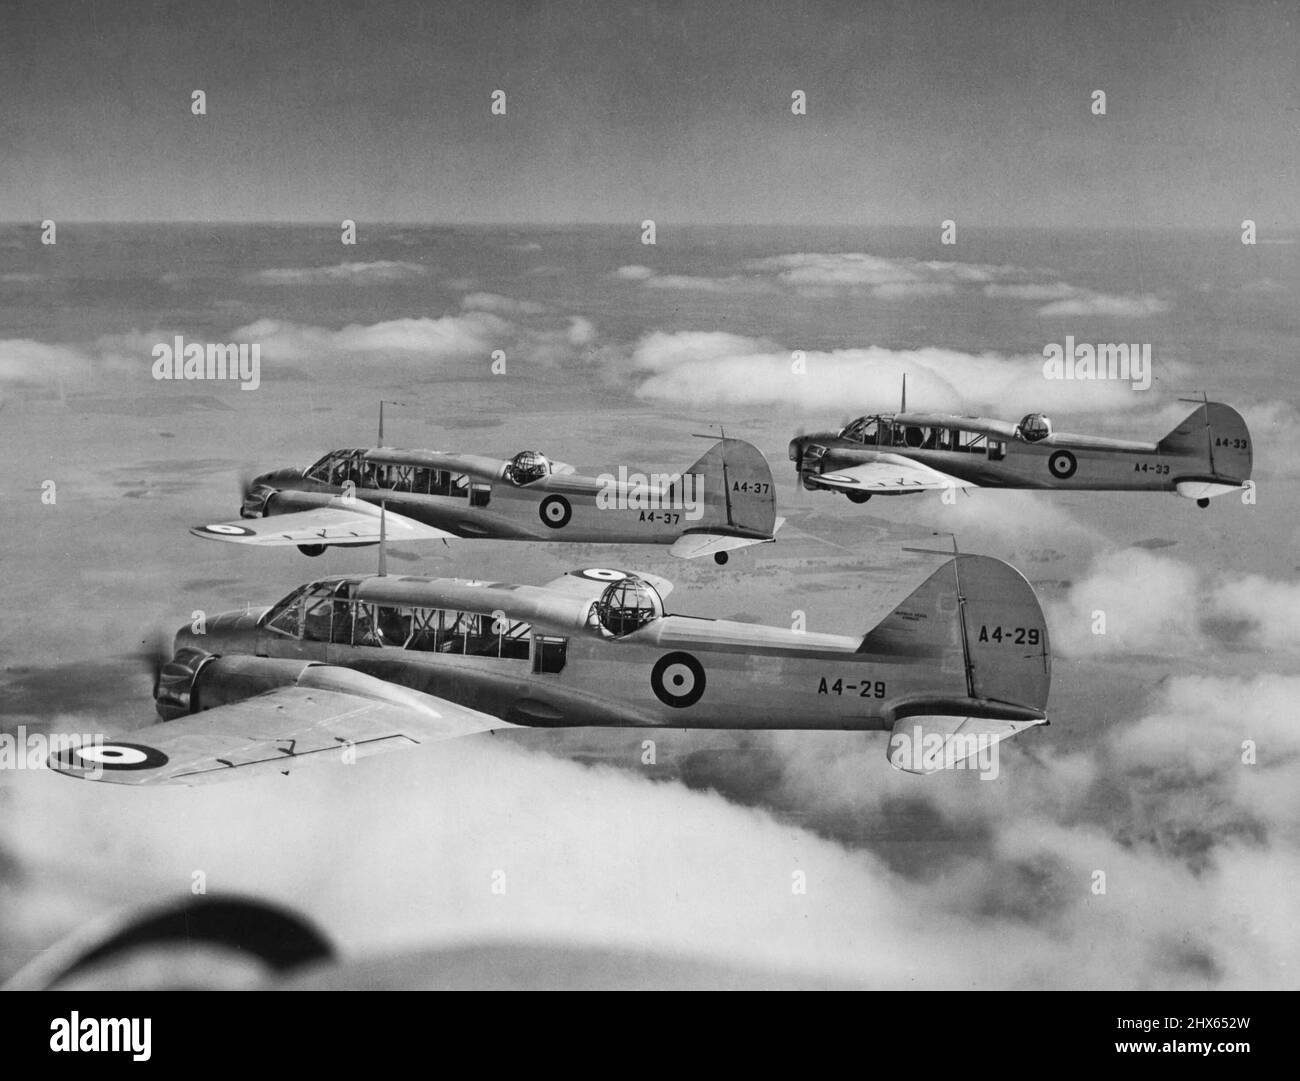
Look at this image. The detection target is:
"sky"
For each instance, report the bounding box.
[1,0,1297,226]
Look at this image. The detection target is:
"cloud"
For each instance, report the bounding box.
[644,273,776,294]
[985,282,1170,317]
[1038,294,1170,318]
[629,331,1152,415]
[613,264,775,293]
[8,665,1299,989]
[744,251,1022,288]
[983,282,1081,301]
[764,668,1300,988]
[0,339,94,387]
[1048,549,1300,657]
[461,292,549,316]
[869,281,956,299]
[616,252,1169,315]
[241,261,431,285]
[233,313,505,363]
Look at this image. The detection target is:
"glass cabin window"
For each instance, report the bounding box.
[533,636,568,674]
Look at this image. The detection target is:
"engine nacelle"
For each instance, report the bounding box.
[155,648,321,721]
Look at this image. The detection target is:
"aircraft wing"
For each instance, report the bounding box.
[190,498,458,546]
[47,668,517,786]
[809,455,974,494]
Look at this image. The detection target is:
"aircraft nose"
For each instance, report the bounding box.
[241,467,298,517]
[173,608,268,655]
[787,437,804,462]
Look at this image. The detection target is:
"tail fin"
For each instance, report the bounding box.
[684,438,777,538]
[859,555,1051,713]
[860,555,1051,773]
[1157,402,1252,484]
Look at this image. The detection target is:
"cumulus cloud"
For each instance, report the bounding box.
[983,282,1081,301]
[615,251,1169,315]
[233,313,506,362]
[0,339,94,387]
[985,281,1170,316]
[1037,293,1170,318]
[242,261,431,285]
[744,251,1023,288]
[630,331,1150,415]
[1048,549,1299,657]
[644,273,776,294]
[7,665,1298,989]
[460,292,549,316]
[764,667,1300,988]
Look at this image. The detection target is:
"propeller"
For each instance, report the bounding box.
[134,628,173,700]
[791,426,806,480]
[233,468,258,516]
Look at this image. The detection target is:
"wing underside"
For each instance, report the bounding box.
[191,499,457,546]
[810,455,973,493]
[47,672,516,786]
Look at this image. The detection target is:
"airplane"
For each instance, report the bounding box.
[191,434,782,565]
[788,386,1253,508]
[46,552,1051,785]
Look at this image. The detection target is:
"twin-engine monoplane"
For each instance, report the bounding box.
[790,399,1252,508]
[193,438,781,565]
[49,555,1051,784]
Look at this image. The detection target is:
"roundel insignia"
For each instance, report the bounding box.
[823,473,858,484]
[48,742,169,773]
[1048,450,1078,479]
[539,494,572,529]
[651,652,706,709]
[574,568,627,582]
[199,523,255,536]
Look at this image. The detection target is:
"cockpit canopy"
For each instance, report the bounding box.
[840,416,878,443]
[592,576,663,637]
[505,450,550,486]
[1017,413,1052,442]
[304,449,366,485]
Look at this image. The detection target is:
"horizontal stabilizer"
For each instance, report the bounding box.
[887,715,1047,775]
[669,528,777,561]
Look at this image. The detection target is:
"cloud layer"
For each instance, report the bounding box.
[617,251,1169,314]
[629,331,1160,416]
[241,261,431,285]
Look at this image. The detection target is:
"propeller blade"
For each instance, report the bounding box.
[134,629,172,698]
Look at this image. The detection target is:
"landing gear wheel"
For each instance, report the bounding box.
[298,544,326,557]
[846,491,872,504]
[1196,498,1210,509]
[713,551,729,566]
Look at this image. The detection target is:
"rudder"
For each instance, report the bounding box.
[685,438,777,537]
[859,555,1050,714]
[1157,402,1252,483]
